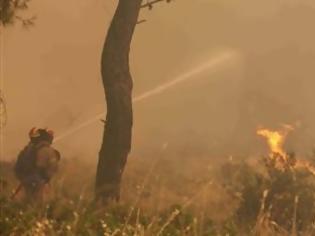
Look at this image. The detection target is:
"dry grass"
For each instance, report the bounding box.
[1,154,315,235]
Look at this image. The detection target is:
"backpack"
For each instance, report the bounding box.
[14,143,49,182]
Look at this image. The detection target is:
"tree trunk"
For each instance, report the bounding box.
[95,0,142,203]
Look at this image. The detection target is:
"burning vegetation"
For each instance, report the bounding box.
[1,126,315,235]
[257,125,315,175]
[219,126,315,235]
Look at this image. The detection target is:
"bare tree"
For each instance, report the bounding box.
[95,0,172,203]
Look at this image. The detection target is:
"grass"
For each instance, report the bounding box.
[1,153,315,235]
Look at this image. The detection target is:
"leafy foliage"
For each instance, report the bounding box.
[0,0,33,26]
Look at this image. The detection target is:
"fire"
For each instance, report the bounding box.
[257,129,287,159]
[257,125,315,175]
[257,125,293,164]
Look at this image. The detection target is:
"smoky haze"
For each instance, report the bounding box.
[2,0,315,161]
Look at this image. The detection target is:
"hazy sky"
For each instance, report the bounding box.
[2,0,315,160]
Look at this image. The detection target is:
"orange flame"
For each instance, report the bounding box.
[257,129,287,159]
[257,125,315,175]
[257,125,294,167]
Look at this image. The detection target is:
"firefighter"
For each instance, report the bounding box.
[13,128,60,202]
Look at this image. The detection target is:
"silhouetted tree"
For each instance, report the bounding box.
[95,0,172,203]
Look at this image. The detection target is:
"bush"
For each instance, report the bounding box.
[220,154,315,234]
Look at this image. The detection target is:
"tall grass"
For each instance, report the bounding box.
[1,154,315,235]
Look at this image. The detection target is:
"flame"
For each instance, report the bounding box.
[257,125,315,176]
[257,125,293,163]
[257,129,287,159]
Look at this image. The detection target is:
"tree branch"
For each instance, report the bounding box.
[141,0,172,10]
[137,19,147,24]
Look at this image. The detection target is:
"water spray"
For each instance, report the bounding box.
[55,50,239,143]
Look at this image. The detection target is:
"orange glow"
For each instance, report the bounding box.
[257,125,315,175]
[257,128,287,159]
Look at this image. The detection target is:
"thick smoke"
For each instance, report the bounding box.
[2,0,315,160]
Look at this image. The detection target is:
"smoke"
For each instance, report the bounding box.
[54,50,240,143]
[2,0,315,160]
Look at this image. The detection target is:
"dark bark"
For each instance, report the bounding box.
[95,0,142,202]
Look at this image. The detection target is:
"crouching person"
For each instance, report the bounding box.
[13,128,60,203]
